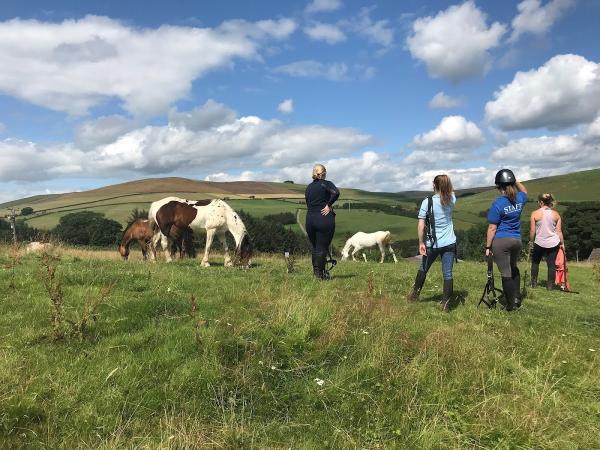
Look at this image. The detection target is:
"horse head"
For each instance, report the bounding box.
[118,243,129,260]
[234,232,253,268]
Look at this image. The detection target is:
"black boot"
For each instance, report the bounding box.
[512,267,522,308]
[313,252,327,280]
[441,279,453,312]
[531,263,539,288]
[546,279,554,290]
[501,277,517,311]
[408,271,426,301]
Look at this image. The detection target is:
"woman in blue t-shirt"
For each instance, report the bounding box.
[485,169,528,311]
[408,174,456,312]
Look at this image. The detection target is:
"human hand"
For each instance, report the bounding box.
[321,205,331,216]
[485,248,492,257]
[419,243,427,256]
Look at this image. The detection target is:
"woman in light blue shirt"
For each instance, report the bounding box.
[408,174,456,312]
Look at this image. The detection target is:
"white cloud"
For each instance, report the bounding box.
[274,60,348,81]
[0,100,373,182]
[406,116,485,163]
[509,0,575,43]
[345,7,394,49]
[168,100,237,131]
[277,98,294,114]
[305,0,342,15]
[406,1,506,82]
[491,132,600,174]
[428,92,465,109]
[304,22,346,44]
[75,115,137,150]
[485,54,600,131]
[0,16,296,116]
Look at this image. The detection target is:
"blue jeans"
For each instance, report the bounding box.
[419,244,456,280]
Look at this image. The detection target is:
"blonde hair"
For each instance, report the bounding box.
[433,174,453,206]
[538,193,555,207]
[501,184,518,204]
[312,164,326,180]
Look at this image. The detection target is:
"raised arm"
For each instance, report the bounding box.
[516,181,527,195]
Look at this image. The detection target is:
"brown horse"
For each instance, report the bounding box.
[118,219,154,260]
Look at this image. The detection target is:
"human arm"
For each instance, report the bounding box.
[320,181,339,215]
[417,218,427,256]
[529,211,536,242]
[555,212,565,247]
[485,224,497,256]
[516,181,527,195]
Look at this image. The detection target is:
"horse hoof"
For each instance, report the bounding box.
[201,261,210,267]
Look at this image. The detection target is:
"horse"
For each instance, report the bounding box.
[118,219,154,260]
[149,197,252,267]
[25,241,54,253]
[341,231,398,263]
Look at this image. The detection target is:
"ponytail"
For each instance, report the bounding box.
[433,174,453,206]
[538,193,555,207]
[503,184,518,204]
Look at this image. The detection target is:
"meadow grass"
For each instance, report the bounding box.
[0,246,599,449]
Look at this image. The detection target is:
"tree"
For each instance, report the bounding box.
[284,180,294,184]
[53,211,122,246]
[126,208,149,226]
[21,207,34,216]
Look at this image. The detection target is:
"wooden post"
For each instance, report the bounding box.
[9,209,17,244]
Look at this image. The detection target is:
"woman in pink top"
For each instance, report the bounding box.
[529,193,565,290]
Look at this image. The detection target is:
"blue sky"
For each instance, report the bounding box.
[0,0,599,202]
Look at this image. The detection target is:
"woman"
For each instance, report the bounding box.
[408,174,456,311]
[485,169,528,311]
[305,164,339,279]
[530,193,564,290]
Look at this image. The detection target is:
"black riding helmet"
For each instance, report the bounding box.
[495,168,516,186]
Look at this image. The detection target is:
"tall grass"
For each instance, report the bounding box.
[0,246,599,448]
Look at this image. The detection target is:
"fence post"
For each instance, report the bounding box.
[9,208,17,244]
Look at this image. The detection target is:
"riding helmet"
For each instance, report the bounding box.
[494,169,516,186]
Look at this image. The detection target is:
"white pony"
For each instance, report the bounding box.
[149,197,252,267]
[341,231,398,263]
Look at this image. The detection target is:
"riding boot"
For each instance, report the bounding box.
[546,279,555,290]
[313,252,327,280]
[441,279,453,312]
[408,271,426,301]
[511,267,522,308]
[501,277,517,311]
[531,263,539,288]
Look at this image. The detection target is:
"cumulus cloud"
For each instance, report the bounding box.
[277,98,294,114]
[428,92,465,109]
[0,16,296,116]
[305,0,342,15]
[274,60,349,80]
[406,116,485,163]
[509,0,575,43]
[491,132,600,174]
[485,54,600,131]
[406,1,506,82]
[0,100,373,182]
[75,115,137,150]
[304,22,346,44]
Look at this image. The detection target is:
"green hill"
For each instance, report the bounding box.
[2,169,598,245]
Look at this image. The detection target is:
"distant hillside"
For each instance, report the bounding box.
[1,169,598,245]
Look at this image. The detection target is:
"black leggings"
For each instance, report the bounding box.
[531,243,560,283]
[306,211,335,257]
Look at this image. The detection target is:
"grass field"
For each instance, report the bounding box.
[1,245,599,449]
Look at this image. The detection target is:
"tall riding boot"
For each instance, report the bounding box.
[408,271,427,301]
[313,252,327,280]
[511,267,522,308]
[546,279,554,290]
[501,277,517,311]
[311,253,321,279]
[441,279,453,312]
[530,263,539,288]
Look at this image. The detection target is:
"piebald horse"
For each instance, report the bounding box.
[149,197,252,267]
[341,231,398,263]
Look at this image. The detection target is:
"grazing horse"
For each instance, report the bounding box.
[148,197,198,261]
[341,231,398,263]
[150,197,252,267]
[118,219,154,260]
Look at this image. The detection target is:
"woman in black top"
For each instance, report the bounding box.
[305,164,339,279]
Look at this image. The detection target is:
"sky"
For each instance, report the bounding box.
[0,0,599,202]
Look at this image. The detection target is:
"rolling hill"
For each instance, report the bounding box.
[1,168,598,245]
